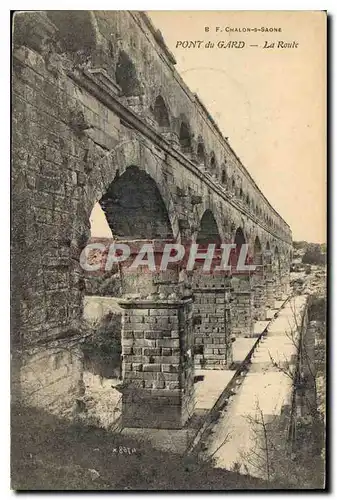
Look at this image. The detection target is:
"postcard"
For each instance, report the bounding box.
[11,10,327,490]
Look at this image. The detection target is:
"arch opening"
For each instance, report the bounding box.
[179,122,192,154]
[265,241,272,266]
[196,210,221,246]
[99,166,173,240]
[197,143,205,164]
[234,227,246,247]
[253,236,263,266]
[210,154,217,174]
[115,51,141,97]
[232,227,247,265]
[153,95,170,127]
[221,168,227,185]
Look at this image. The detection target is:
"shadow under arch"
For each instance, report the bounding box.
[86,138,180,241]
[197,142,206,165]
[99,166,174,240]
[196,209,222,246]
[152,95,170,127]
[115,50,142,97]
[264,240,272,267]
[233,226,246,246]
[179,121,192,154]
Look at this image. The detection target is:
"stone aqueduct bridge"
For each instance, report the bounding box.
[13,11,292,428]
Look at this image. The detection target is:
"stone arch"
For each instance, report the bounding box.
[234,226,246,246]
[152,95,170,127]
[232,226,248,265]
[221,164,227,185]
[264,240,272,266]
[115,50,142,97]
[47,11,99,52]
[196,209,222,246]
[98,166,173,240]
[195,199,227,242]
[209,152,217,175]
[179,121,192,154]
[197,142,206,165]
[232,177,236,194]
[87,138,180,240]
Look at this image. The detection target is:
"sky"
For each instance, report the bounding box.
[146,11,327,243]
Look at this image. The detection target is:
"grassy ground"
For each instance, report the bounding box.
[11,404,283,491]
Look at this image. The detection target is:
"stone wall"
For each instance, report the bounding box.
[231,276,255,337]
[15,338,85,420]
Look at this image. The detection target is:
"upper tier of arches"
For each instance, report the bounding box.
[42,10,290,244]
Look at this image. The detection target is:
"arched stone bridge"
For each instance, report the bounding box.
[12,11,292,429]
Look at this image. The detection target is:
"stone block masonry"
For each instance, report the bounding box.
[119,298,195,429]
[13,336,85,420]
[251,267,267,321]
[193,272,233,369]
[12,10,292,428]
[252,281,267,321]
[231,275,255,337]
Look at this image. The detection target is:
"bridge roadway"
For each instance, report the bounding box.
[199,295,307,478]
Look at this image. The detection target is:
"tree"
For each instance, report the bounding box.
[302,244,326,265]
[293,241,308,250]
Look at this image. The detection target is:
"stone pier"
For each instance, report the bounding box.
[251,265,267,321]
[231,275,254,337]
[119,297,194,429]
[118,241,195,429]
[192,272,233,369]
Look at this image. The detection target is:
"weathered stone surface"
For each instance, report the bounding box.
[192,273,233,369]
[12,10,292,428]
